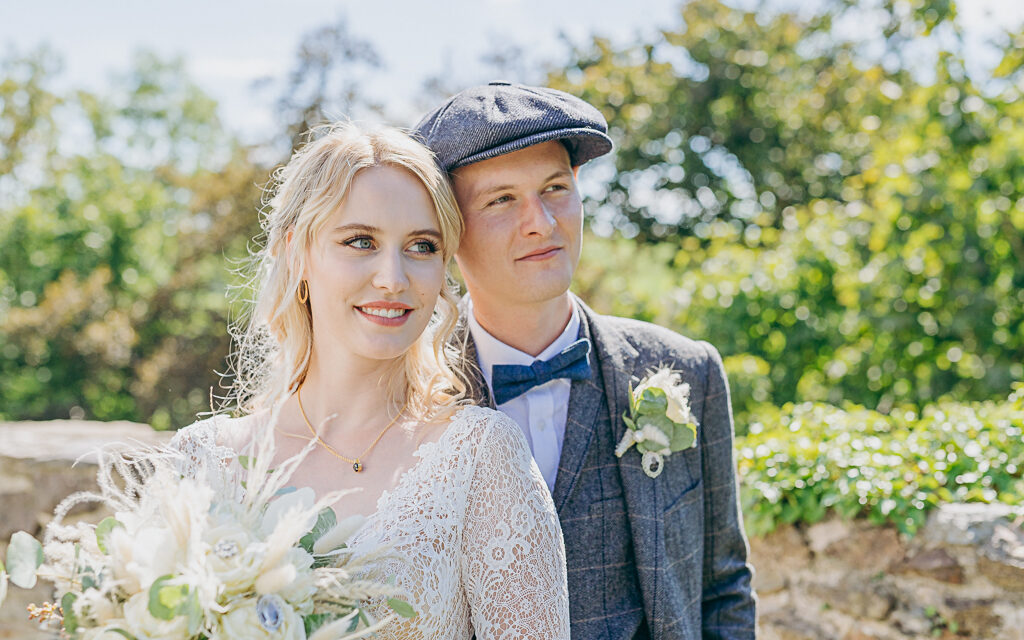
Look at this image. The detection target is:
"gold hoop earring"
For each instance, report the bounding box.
[297,280,309,304]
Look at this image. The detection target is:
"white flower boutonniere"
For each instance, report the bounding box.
[615,367,698,478]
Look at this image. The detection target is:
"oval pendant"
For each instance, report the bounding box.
[352,461,363,473]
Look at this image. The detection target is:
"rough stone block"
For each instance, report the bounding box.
[750,525,812,593]
[897,547,965,584]
[978,522,1024,591]
[941,597,1003,639]
[814,576,895,621]
[824,526,903,574]
[807,519,851,554]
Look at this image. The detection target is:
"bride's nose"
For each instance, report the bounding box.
[370,247,411,293]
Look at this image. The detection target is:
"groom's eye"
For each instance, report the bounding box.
[488,194,512,206]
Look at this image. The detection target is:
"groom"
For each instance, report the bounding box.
[416,82,755,639]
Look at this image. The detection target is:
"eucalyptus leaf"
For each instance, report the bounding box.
[7,531,43,589]
[387,598,417,619]
[300,508,338,554]
[147,574,188,620]
[237,455,254,469]
[637,389,668,415]
[669,422,697,452]
[62,592,79,634]
[96,516,124,554]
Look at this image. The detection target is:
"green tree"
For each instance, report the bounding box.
[564,0,1024,415]
[0,51,265,429]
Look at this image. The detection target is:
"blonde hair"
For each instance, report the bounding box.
[229,122,468,422]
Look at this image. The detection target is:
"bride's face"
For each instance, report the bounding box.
[302,164,445,365]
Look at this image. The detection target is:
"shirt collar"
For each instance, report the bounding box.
[467,297,582,391]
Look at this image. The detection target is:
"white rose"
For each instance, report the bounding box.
[122,592,190,640]
[205,523,265,596]
[633,368,676,402]
[125,526,181,592]
[277,548,317,614]
[665,381,693,425]
[217,594,304,640]
[106,527,141,594]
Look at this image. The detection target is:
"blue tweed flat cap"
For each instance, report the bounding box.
[414,81,613,173]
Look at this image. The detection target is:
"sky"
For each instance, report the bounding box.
[2,0,1022,145]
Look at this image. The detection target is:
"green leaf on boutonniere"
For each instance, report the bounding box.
[637,388,668,415]
[669,421,697,452]
[623,413,637,430]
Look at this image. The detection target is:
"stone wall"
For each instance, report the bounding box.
[751,504,1024,640]
[0,420,171,639]
[2,422,1023,638]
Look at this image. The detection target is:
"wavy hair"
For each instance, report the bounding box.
[227,122,468,422]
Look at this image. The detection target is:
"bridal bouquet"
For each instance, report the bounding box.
[0,419,411,640]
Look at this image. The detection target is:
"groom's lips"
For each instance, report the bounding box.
[517,246,562,262]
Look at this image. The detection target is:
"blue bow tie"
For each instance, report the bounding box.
[490,339,592,405]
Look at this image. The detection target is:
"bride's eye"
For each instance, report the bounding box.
[345,236,375,250]
[409,239,439,254]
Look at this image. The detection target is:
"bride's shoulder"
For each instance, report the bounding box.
[450,405,530,458]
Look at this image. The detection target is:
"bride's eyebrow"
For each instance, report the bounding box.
[332,223,379,234]
[408,229,442,241]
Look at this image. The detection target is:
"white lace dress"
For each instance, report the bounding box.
[170,405,570,639]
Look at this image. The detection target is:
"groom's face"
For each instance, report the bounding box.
[451,141,582,309]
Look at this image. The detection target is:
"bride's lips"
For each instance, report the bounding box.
[517,246,562,262]
[356,301,414,327]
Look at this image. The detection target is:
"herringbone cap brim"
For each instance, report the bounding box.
[414,81,613,173]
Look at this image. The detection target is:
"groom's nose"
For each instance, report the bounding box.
[520,194,557,237]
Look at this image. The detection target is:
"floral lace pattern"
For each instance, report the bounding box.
[171,406,570,639]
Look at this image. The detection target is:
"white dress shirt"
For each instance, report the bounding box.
[467,299,581,493]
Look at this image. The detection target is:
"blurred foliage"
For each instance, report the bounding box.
[567,0,1024,417]
[0,51,264,429]
[736,385,1024,536]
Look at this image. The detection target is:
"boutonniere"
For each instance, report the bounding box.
[614,367,698,478]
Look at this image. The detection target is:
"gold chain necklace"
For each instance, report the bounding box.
[296,388,407,473]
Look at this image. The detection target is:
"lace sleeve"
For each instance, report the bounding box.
[460,410,570,639]
[168,417,239,492]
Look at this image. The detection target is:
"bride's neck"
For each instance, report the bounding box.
[295,354,404,435]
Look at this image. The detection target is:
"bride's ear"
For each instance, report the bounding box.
[285,227,309,281]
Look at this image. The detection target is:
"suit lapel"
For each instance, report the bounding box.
[578,299,663,635]
[551,309,603,513]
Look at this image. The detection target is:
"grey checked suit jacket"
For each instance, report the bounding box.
[457,297,756,639]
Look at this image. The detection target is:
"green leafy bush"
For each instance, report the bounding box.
[736,385,1024,537]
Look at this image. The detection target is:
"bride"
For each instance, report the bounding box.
[171,123,570,638]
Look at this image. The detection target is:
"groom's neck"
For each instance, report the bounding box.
[470,292,574,357]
